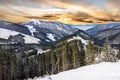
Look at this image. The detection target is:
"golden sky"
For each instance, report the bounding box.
[0,0,120,24]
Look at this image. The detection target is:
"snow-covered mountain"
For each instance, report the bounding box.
[94,26,120,47]
[95,26,120,40]
[21,19,78,44]
[84,23,120,47]
[0,20,78,44]
[86,23,120,36]
[85,23,120,47]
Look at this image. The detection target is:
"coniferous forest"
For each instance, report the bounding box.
[0,39,120,80]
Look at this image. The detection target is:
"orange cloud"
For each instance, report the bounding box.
[0,0,120,24]
[30,0,112,19]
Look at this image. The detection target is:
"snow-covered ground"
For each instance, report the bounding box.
[25,25,38,36]
[37,49,51,54]
[0,28,40,44]
[47,33,56,41]
[67,36,88,45]
[29,61,120,80]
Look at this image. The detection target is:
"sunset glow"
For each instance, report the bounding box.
[0,0,120,24]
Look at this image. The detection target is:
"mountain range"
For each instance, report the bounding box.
[86,23,120,36]
[85,23,120,47]
[0,20,77,45]
[0,20,120,47]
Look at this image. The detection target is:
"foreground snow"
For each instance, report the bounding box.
[30,61,120,80]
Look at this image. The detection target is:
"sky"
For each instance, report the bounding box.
[0,0,120,24]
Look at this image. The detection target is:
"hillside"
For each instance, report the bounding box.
[86,23,120,36]
[30,61,120,80]
[85,23,120,47]
[94,26,120,47]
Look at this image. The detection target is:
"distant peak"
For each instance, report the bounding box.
[29,19,39,22]
[26,19,41,25]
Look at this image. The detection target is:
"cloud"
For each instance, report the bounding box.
[0,0,120,24]
[105,0,120,15]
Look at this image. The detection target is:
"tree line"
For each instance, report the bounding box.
[0,39,119,80]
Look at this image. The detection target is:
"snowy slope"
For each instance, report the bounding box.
[25,25,38,36]
[0,28,40,44]
[30,61,120,80]
[67,36,89,45]
[0,20,31,35]
[65,30,91,45]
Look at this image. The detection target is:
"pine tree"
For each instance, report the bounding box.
[2,50,8,80]
[103,38,110,61]
[86,40,94,64]
[24,58,30,79]
[3,48,17,80]
[57,48,62,72]
[72,40,80,68]
[15,51,24,79]
[78,40,85,66]
[118,49,120,59]
[56,49,61,73]
[50,50,55,74]
[102,38,114,62]
[62,42,68,71]
[45,52,50,74]
[67,42,73,69]
[36,54,42,77]
[0,46,3,80]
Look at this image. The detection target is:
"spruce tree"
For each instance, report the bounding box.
[78,40,85,66]
[5,49,17,80]
[72,40,80,68]
[50,50,56,74]
[36,54,41,76]
[67,42,73,69]
[62,42,68,71]
[0,46,3,80]
[45,52,50,74]
[56,49,61,73]
[102,38,114,62]
[86,40,94,64]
